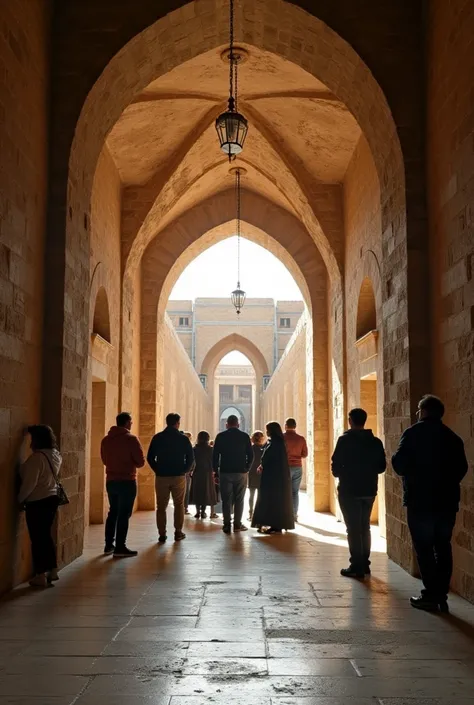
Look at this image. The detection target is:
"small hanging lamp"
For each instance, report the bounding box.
[231,168,246,314]
[216,0,248,161]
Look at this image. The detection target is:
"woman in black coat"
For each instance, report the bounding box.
[251,422,295,533]
[248,430,265,521]
[190,431,217,519]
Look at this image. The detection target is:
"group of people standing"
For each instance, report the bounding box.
[144,413,308,540]
[17,394,469,614]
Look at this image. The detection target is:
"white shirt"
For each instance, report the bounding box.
[18,449,62,504]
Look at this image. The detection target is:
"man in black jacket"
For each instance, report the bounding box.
[213,414,253,534]
[392,394,468,612]
[147,413,194,543]
[332,408,386,578]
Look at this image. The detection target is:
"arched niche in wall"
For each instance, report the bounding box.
[356,277,377,341]
[92,286,111,344]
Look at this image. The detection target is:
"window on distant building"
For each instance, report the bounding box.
[280,317,291,328]
[179,317,189,327]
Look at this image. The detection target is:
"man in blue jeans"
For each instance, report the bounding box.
[283,418,308,523]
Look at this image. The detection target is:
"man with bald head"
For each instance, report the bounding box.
[213,415,253,534]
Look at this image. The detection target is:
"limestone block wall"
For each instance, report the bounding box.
[428,0,474,601]
[84,147,122,531]
[0,0,50,592]
[137,314,212,508]
[343,136,387,538]
[262,314,309,489]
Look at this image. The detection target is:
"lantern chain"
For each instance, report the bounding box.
[229,0,234,111]
[236,167,241,285]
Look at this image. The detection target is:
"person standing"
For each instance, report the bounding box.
[251,422,294,534]
[18,425,62,587]
[331,408,386,578]
[101,412,145,557]
[190,431,217,518]
[248,430,265,521]
[283,418,308,522]
[392,394,468,613]
[147,413,194,543]
[213,414,253,534]
[183,432,195,515]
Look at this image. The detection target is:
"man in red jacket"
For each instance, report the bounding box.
[101,412,145,557]
[283,418,308,523]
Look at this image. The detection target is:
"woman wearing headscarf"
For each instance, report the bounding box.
[247,430,265,521]
[251,422,295,534]
[190,431,217,518]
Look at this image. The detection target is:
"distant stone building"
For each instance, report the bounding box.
[167,298,304,434]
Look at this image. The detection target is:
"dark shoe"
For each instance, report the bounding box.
[223,525,231,534]
[439,600,449,614]
[184,508,190,515]
[234,524,248,532]
[174,531,186,541]
[210,513,219,519]
[113,547,138,558]
[194,513,200,519]
[340,567,365,579]
[201,512,208,519]
[158,535,167,544]
[104,544,115,555]
[410,596,439,612]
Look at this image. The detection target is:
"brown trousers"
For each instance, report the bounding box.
[155,475,186,536]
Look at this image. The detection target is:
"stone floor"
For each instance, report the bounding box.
[2,500,474,705]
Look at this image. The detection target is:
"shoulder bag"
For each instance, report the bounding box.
[40,452,69,506]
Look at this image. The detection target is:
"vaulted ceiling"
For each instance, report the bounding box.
[106,44,361,232]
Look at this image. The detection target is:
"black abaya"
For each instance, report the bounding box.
[251,438,295,530]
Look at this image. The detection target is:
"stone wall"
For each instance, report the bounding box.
[137,314,212,509]
[0,0,50,592]
[85,147,122,528]
[428,0,474,601]
[343,136,388,538]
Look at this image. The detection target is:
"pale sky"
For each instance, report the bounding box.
[170,237,302,365]
[170,236,303,301]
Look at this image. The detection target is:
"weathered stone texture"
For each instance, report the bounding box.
[0,0,50,592]
[428,0,474,602]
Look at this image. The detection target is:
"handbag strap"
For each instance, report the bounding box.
[39,451,59,484]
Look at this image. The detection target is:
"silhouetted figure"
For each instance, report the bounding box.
[190,431,217,518]
[101,412,145,558]
[183,431,195,514]
[392,394,468,612]
[252,422,295,534]
[18,425,62,587]
[332,408,386,578]
[248,430,265,521]
[283,418,308,522]
[213,414,253,534]
[147,413,194,543]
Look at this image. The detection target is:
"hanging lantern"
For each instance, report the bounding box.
[216,0,248,161]
[230,168,246,314]
[215,106,248,159]
[231,285,246,315]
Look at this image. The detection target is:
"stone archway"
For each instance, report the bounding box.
[47,0,421,570]
[139,194,330,512]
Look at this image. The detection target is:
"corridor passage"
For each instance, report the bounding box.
[1,510,474,705]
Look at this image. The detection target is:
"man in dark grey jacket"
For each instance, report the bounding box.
[332,408,386,579]
[213,415,253,534]
[392,394,468,613]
